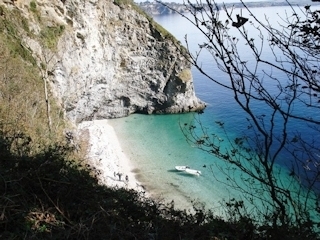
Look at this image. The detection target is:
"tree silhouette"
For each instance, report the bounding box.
[161,0,320,233]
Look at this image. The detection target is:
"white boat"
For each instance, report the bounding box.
[185,168,201,176]
[175,166,190,171]
[175,166,201,176]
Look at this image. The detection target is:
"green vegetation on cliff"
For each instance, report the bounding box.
[0,7,65,152]
[114,0,182,44]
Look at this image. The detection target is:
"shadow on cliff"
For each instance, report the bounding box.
[0,131,313,240]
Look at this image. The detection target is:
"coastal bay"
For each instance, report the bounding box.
[107,113,230,213]
[75,5,320,216]
[80,5,319,214]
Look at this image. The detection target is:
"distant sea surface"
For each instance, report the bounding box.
[109,6,317,212]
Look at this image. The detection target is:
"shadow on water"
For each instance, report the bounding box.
[167,169,202,178]
[176,173,201,178]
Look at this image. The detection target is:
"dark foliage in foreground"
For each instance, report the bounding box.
[0,131,244,240]
[0,131,318,240]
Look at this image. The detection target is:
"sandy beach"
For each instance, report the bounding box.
[77,120,145,193]
[77,116,212,212]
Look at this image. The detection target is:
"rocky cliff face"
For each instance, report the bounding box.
[2,0,205,123]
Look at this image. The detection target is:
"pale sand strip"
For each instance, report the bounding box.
[77,120,145,193]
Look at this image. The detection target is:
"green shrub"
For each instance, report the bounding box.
[113,0,134,7]
[40,25,65,49]
[112,0,178,43]
[30,1,37,12]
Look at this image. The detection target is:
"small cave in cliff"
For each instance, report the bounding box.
[120,96,131,107]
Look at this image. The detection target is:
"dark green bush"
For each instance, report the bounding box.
[30,1,37,12]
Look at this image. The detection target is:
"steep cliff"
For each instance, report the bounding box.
[1,0,205,123]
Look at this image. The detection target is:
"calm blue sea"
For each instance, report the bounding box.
[109,6,319,215]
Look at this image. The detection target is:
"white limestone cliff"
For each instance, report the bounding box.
[3,0,205,123]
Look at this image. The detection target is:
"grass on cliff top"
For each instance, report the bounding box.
[113,0,183,45]
[0,2,65,51]
[28,1,66,49]
[0,6,36,64]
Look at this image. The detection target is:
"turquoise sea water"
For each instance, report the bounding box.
[109,6,319,215]
[110,113,241,212]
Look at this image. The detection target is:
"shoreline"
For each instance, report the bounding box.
[77,120,146,193]
[107,115,205,212]
[77,117,202,212]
